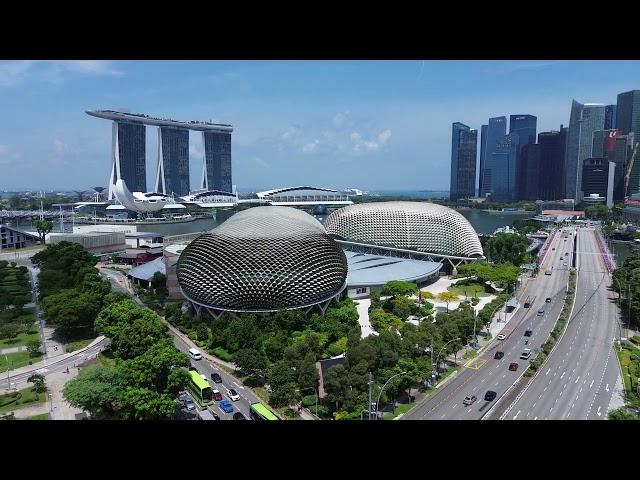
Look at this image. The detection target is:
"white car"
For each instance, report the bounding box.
[497,334,506,340]
[227,388,240,401]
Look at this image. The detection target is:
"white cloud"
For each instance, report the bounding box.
[302,140,320,153]
[333,110,350,128]
[55,60,123,77]
[0,60,123,88]
[350,129,391,154]
[281,126,301,142]
[0,61,36,87]
[254,157,269,167]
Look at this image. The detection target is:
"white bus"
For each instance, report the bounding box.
[188,348,202,360]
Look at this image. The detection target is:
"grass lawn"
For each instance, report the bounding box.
[0,329,40,349]
[0,387,46,414]
[464,348,478,360]
[448,283,490,298]
[253,387,270,404]
[0,351,42,373]
[383,403,413,420]
[618,344,639,406]
[27,413,50,420]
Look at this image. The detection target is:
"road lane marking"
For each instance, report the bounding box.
[534,416,538,420]
[590,380,594,388]
[597,406,601,417]
[452,404,458,408]
[560,371,565,379]
[605,384,609,392]
[513,410,521,420]
[546,368,550,375]
[575,376,580,384]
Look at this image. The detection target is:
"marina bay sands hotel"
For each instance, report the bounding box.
[86,110,233,199]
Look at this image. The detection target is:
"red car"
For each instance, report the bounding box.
[509,362,519,371]
[212,389,223,402]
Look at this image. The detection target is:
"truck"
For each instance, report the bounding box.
[524,295,535,308]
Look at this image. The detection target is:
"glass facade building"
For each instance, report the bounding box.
[537,127,568,201]
[480,116,507,197]
[156,127,190,197]
[582,158,616,207]
[605,104,617,130]
[564,101,606,202]
[116,122,147,193]
[202,131,232,193]
[479,124,487,197]
[449,123,477,200]
[616,90,640,195]
[517,143,541,201]
[488,133,518,202]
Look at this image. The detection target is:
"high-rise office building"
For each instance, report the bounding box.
[612,132,635,201]
[510,115,537,201]
[517,143,541,201]
[111,122,146,198]
[202,131,233,193]
[616,90,640,195]
[479,124,488,196]
[450,123,477,200]
[564,100,606,202]
[582,158,616,207]
[488,133,518,202]
[537,126,568,201]
[605,104,617,130]
[155,127,190,197]
[480,116,507,197]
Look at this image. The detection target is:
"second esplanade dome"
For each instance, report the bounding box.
[324,201,484,259]
[176,206,348,312]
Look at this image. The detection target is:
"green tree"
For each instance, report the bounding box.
[381,280,418,297]
[0,323,20,340]
[327,336,348,356]
[584,204,609,221]
[34,220,53,245]
[437,291,459,313]
[392,295,415,320]
[483,232,529,265]
[234,348,268,378]
[27,373,46,393]
[369,308,403,333]
[267,361,297,407]
[608,407,640,420]
[151,272,167,294]
[26,339,42,357]
[40,288,103,338]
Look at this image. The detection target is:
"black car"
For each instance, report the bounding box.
[484,390,497,401]
[211,372,222,383]
[494,351,504,359]
[233,412,247,420]
[524,330,533,337]
[212,412,221,420]
[545,297,551,303]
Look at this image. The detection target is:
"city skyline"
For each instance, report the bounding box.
[1,60,640,191]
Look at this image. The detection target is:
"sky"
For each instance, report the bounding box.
[0,60,639,192]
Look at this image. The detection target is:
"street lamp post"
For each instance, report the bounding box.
[296,387,318,417]
[434,337,461,379]
[375,371,407,420]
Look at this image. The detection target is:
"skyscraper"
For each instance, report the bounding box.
[612,132,635,201]
[616,90,640,195]
[582,158,616,208]
[202,131,233,193]
[510,114,537,201]
[155,127,190,197]
[111,122,146,199]
[449,123,477,200]
[605,104,617,130]
[517,143,541,201]
[479,124,488,196]
[488,133,518,202]
[538,127,568,200]
[480,116,507,198]
[564,100,606,202]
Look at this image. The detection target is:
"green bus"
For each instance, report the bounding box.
[188,370,214,407]
[249,402,279,420]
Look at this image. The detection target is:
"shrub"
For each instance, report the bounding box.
[302,394,317,407]
[210,346,233,362]
[471,297,480,306]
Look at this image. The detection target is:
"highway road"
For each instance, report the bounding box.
[403,227,576,420]
[503,227,621,420]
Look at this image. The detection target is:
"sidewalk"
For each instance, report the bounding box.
[9,369,83,420]
[354,298,376,338]
[0,346,27,354]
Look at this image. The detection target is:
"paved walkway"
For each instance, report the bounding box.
[354,298,377,338]
[0,346,27,354]
[9,369,83,420]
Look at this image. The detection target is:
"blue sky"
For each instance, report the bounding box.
[0,60,638,192]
